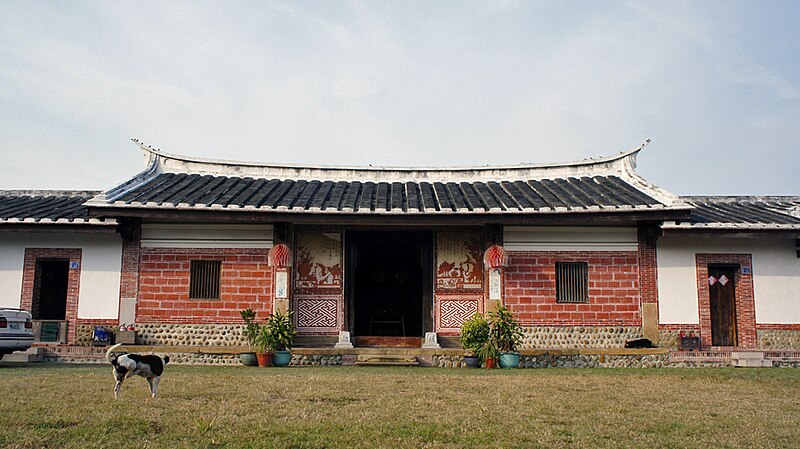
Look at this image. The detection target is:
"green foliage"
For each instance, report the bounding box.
[489,305,522,353]
[459,313,490,354]
[264,309,297,352]
[475,338,500,362]
[239,308,260,351]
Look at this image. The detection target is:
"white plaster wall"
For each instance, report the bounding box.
[0,232,122,319]
[657,236,800,324]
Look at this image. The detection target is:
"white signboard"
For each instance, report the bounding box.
[275,270,288,299]
[489,268,502,300]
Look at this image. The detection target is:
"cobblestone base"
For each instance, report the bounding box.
[520,326,644,349]
[658,328,701,350]
[432,355,467,368]
[290,354,343,366]
[519,353,670,368]
[75,323,249,347]
[758,329,800,350]
[75,325,98,346]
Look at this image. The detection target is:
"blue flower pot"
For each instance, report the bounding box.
[464,355,480,368]
[499,352,520,369]
[272,350,292,367]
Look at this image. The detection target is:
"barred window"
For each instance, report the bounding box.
[189,260,221,300]
[556,262,588,303]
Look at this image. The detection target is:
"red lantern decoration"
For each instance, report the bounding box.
[268,243,291,267]
[483,245,508,269]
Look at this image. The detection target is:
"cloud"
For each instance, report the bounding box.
[0,1,797,194]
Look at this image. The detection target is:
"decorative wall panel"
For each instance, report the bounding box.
[295,233,343,291]
[296,295,340,330]
[436,232,483,290]
[435,294,483,333]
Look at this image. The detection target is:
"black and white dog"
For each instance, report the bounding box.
[105,343,169,399]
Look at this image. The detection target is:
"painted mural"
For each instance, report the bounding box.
[436,232,483,290]
[295,232,343,290]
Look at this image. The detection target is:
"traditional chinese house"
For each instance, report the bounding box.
[1,140,798,366]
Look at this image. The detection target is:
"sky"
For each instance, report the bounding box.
[1,0,798,195]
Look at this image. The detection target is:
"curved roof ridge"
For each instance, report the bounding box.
[130,138,655,183]
[132,138,651,173]
[0,190,101,198]
[682,195,800,202]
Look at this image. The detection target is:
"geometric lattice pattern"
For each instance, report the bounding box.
[297,298,338,328]
[435,294,483,335]
[438,297,480,330]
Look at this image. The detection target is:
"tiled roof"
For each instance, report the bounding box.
[87,140,689,215]
[0,191,115,225]
[664,196,800,230]
[104,172,665,213]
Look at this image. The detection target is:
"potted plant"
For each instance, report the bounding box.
[490,305,523,368]
[254,324,276,367]
[476,338,500,369]
[460,312,489,368]
[239,308,260,366]
[265,309,297,367]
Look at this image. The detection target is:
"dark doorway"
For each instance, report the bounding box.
[346,231,432,337]
[709,265,737,346]
[33,260,69,320]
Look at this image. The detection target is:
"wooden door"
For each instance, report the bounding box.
[709,266,737,346]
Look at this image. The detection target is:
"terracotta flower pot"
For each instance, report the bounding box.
[485,357,497,369]
[256,352,274,367]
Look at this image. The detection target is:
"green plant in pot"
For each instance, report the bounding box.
[254,323,276,367]
[239,308,260,366]
[460,312,489,368]
[265,309,297,367]
[490,305,523,368]
[475,338,500,369]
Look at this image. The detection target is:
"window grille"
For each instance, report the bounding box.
[189,260,221,300]
[556,262,588,303]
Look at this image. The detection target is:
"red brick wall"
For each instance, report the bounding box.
[504,251,641,326]
[20,248,82,344]
[695,254,756,349]
[137,248,273,324]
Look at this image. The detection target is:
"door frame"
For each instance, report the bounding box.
[695,254,757,349]
[344,229,434,337]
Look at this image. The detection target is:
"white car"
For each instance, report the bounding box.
[0,308,34,360]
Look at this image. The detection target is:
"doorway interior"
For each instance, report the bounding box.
[32,259,69,320]
[346,230,433,338]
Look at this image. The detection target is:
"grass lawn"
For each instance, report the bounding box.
[1,364,799,448]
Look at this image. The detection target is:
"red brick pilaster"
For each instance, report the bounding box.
[637,225,659,305]
[118,220,142,322]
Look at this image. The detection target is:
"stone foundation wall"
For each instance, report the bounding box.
[432,355,467,368]
[75,323,249,347]
[758,329,800,350]
[75,324,96,346]
[135,324,247,346]
[657,328,701,350]
[520,326,644,349]
[290,354,343,366]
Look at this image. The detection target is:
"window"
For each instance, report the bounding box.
[556,262,588,303]
[189,260,221,300]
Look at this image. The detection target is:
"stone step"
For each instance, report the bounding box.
[354,354,419,366]
[2,347,45,363]
[731,351,772,367]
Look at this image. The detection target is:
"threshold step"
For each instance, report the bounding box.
[354,354,419,366]
[2,347,44,363]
